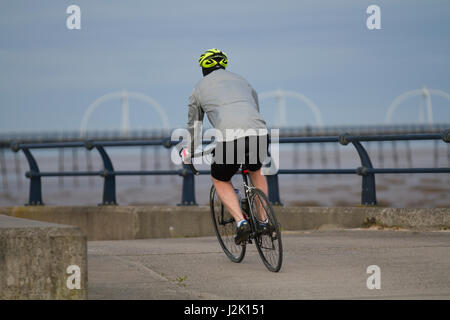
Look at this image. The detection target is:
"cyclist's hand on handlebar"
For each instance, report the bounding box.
[179,148,190,164]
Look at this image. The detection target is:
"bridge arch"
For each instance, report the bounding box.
[80,91,170,137]
[259,90,324,127]
[385,87,450,125]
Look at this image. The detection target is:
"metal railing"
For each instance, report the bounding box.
[10,129,450,206]
[2,123,450,148]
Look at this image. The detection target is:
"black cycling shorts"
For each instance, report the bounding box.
[210,134,269,182]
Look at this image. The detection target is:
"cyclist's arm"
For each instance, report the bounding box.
[186,90,204,155]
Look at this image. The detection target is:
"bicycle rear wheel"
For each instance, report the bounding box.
[249,188,283,272]
[210,185,246,263]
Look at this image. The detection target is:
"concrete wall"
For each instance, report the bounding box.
[276,207,450,231]
[0,206,448,241]
[0,214,87,299]
[0,206,213,240]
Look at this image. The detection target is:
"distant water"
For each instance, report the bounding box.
[1,142,449,208]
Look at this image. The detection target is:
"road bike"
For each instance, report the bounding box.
[187,150,283,272]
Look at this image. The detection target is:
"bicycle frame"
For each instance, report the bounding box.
[239,166,265,243]
[188,154,272,240]
[240,168,254,213]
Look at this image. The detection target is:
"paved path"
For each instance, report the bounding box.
[88,229,450,299]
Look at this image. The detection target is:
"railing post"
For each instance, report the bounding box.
[179,164,197,205]
[11,143,43,205]
[443,129,450,167]
[265,152,282,205]
[86,141,116,205]
[266,174,282,205]
[339,134,377,205]
[443,129,450,143]
[0,147,8,191]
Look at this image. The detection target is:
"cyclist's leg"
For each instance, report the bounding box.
[248,169,268,222]
[211,139,244,223]
[249,169,268,195]
[211,176,245,223]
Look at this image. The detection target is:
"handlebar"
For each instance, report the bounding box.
[188,162,200,175]
[185,148,214,176]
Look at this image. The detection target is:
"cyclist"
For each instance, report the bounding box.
[180,48,270,245]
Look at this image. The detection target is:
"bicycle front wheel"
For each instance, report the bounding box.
[249,188,283,272]
[210,185,246,263]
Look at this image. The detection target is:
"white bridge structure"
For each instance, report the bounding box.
[259,90,324,128]
[80,89,324,137]
[80,90,170,138]
[386,87,450,125]
[80,87,450,136]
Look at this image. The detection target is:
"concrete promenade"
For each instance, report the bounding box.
[1,206,449,299]
[88,229,450,300]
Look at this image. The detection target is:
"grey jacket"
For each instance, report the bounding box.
[186,69,267,153]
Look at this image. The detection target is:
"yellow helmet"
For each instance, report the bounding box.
[198,48,228,69]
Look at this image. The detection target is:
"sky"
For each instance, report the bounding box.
[1,0,450,134]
